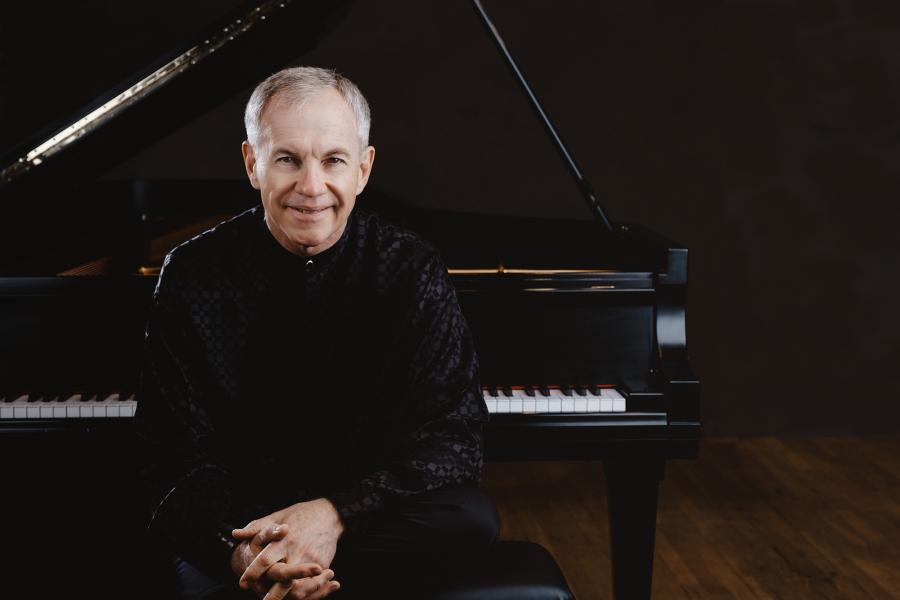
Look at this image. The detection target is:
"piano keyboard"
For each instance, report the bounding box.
[483,386,626,414]
[0,393,137,419]
[0,387,625,419]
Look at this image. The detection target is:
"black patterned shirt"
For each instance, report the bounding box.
[135,204,487,578]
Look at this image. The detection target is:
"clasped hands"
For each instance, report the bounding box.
[230,498,345,599]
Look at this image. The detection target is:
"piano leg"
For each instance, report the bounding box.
[603,457,664,600]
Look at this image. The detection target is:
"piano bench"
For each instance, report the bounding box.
[429,540,574,600]
[167,540,573,600]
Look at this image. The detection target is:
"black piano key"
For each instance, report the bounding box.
[525,386,535,397]
[575,385,587,396]
[539,385,550,396]
[561,385,573,396]
[502,386,513,397]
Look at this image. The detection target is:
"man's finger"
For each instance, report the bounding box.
[262,580,293,600]
[307,579,340,600]
[287,570,335,600]
[232,519,262,540]
[240,545,285,590]
[253,523,288,548]
[251,579,270,599]
[266,561,323,582]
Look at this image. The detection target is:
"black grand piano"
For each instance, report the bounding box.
[0,1,700,598]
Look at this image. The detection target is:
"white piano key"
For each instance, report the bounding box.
[123,401,137,417]
[536,396,549,412]
[509,390,526,413]
[523,396,536,413]
[1,406,13,419]
[548,390,564,413]
[26,406,40,418]
[79,405,93,418]
[596,388,627,412]
[40,406,54,418]
[496,397,509,414]
[113,394,137,418]
[14,407,27,419]
[83,393,123,418]
[574,397,588,413]
[561,396,575,413]
[53,406,67,418]
[66,405,79,418]
[587,397,601,412]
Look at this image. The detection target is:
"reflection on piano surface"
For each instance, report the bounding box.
[0,1,699,599]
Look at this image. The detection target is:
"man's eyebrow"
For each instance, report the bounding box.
[323,147,350,157]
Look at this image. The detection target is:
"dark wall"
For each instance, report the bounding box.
[3,1,899,435]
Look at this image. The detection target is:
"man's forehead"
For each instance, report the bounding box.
[261,90,354,131]
[256,90,358,154]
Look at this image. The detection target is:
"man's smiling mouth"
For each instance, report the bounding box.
[289,206,331,214]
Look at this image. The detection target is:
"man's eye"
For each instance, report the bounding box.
[325,157,345,166]
[276,156,295,164]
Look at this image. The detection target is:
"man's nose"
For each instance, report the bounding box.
[294,164,327,197]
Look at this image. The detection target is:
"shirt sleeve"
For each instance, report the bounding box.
[324,253,488,531]
[134,253,242,582]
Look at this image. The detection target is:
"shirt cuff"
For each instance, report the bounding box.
[323,485,386,533]
[148,465,241,580]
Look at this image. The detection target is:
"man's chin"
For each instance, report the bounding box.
[287,230,333,252]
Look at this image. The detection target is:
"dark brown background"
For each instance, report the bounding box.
[2,0,898,436]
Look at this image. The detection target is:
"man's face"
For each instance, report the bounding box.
[242,89,374,256]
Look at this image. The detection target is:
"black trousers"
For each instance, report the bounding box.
[176,487,500,600]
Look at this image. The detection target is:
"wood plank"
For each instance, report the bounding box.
[482,438,900,599]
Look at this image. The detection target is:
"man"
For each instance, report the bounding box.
[136,67,498,600]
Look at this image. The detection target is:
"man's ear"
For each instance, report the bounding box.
[356,145,376,195]
[242,140,261,190]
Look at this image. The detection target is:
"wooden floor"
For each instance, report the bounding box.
[482,438,900,600]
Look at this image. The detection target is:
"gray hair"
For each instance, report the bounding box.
[244,66,371,152]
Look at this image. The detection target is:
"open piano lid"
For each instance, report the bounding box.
[0,0,672,277]
[0,0,353,193]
